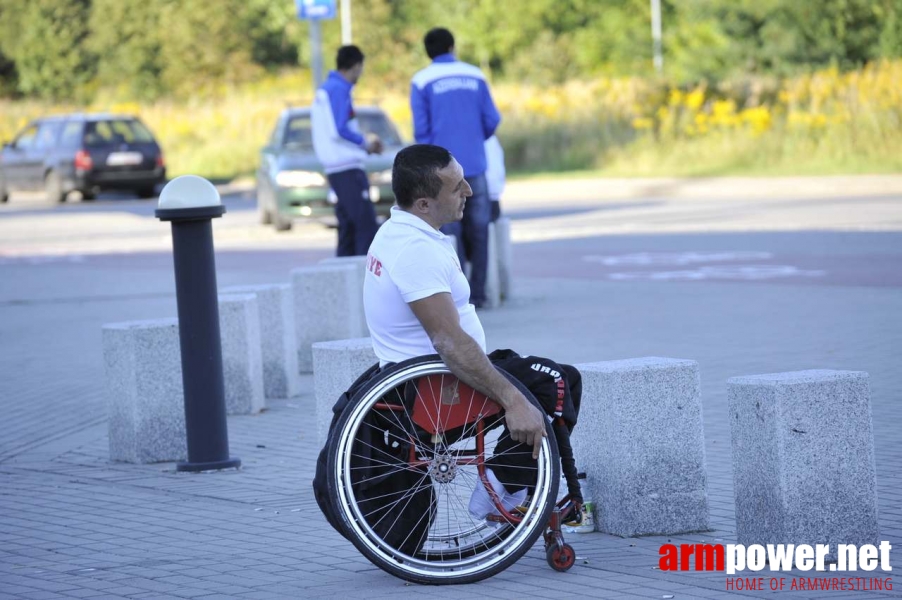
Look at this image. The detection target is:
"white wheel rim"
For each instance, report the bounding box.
[333,362,554,580]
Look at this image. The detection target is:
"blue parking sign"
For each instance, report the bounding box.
[296,0,336,20]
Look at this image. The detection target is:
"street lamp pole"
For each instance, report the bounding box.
[341,0,352,44]
[651,0,663,74]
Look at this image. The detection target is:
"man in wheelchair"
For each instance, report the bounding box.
[314,144,583,584]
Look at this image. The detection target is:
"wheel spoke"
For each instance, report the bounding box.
[331,359,559,583]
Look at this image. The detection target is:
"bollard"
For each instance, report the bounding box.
[156,175,240,472]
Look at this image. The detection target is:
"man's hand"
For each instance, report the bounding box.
[365,134,383,154]
[503,394,547,459]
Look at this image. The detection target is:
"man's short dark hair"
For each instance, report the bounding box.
[424,28,454,59]
[336,45,364,70]
[392,144,453,209]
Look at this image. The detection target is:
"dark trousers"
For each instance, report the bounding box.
[327,168,378,257]
[441,173,490,306]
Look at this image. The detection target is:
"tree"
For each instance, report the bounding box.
[0,0,94,100]
[88,0,165,100]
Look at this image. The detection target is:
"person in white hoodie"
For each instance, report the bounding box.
[311,45,383,256]
[484,135,505,222]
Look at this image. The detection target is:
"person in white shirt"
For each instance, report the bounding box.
[363,143,545,456]
[484,135,505,222]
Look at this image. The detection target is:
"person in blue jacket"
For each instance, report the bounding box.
[312,45,383,256]
[410,28,501,308]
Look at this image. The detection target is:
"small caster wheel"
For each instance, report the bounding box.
[546,543,575,572]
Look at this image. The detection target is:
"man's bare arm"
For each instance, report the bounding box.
[408,292,546,457]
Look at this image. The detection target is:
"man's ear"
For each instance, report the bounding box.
[413,197,431,214]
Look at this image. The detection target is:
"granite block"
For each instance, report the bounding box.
[291,264,365,373]
[312,337,378,449]
[218,294,265,415]
[222,284,300,399]
[484,222,501,308]
[319,255,367,333]
[102,318,186,463]
[570,357,710,536]
[728,370,878,556]
[495,216,512,301]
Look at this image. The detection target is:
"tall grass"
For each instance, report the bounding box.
[1,61,900,179]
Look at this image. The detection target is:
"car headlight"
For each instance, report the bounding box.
[369,169,392,185]
[276,170,327,188]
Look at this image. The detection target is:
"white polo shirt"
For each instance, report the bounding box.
[363,206,486,365]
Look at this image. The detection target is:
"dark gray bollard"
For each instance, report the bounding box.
[156,175,240,472]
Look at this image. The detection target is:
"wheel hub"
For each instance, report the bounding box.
[429,453,458,483]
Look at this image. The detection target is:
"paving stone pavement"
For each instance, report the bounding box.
[2,181,901,599]
[2,274,901,599]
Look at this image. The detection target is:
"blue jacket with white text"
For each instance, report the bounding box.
[410,54,501,178]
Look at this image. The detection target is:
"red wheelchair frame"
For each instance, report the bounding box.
[373,372,581,572]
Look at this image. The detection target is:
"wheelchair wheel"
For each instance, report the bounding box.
[326,355,560,585]
[546,543,576,572]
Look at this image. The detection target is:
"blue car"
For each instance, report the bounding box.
[0,113,166,203]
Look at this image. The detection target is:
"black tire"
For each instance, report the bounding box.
[546,543,575,572]
[256,186,272,225]
[45,170,66,203]
[0,183,8,203]
[135,186,156,199]
[326,355,560,585]
[79,190,96,201]
[273,213,292,231]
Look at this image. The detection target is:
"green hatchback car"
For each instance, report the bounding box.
[256,106,405,231]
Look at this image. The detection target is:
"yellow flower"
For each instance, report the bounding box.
[684,89,705,111]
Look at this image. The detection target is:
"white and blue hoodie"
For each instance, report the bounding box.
[312,71,368,174]
[410,54,501,178]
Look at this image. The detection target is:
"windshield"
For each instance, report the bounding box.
[282,112,402,149]
[84,120,156,146]
[283,115,313,149]
[358,113,402,146]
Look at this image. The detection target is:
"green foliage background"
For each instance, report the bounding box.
[1,0,900,101]
[1,0,900,179]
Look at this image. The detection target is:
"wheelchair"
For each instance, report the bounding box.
[323,355,583,585]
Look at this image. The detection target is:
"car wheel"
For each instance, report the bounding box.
[135,186,156,199]
[0,181,8,203]
[45,171,66,203]
[79,190,96,201]
[273,212,292,232]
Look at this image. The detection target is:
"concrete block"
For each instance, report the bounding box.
[291,264,366,373]
[319,256,368,335]
[455,229,502,308]
[218,294,265,415]
[495,216,513,301]
[728,370,878,555]
[102,318,186,463]
[222,284,300,399]
[312,337,378,449]
[484,222,502,308]
[570,357,710,537]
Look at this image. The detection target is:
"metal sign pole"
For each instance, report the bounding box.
[651,0,663,74]
[310,19,324,92]
[297,0,336,93]
[341,0,352,44]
